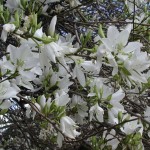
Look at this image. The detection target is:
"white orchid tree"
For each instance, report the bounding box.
[0,0,149,149]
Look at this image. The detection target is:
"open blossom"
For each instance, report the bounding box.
[88,77,112,99]
[69,0,81,7]
[1,44,41,89]
[60,116,80,139]
[97,25,132,75]
[89,103,104,122]
[144,106,150,122]
[0,80,19,109]
[73,64,86,87]
[108,88,125,124]
[1,24,16,42]
[121,116,143,135]
[100,25,131,53]
[0,80,19,101]
[124,50,149,84]
[97,25,149,86]
[0,100,12,109]
[110,88,125,117]
[31,103,41,119]
[5,0,20,12]
[71,95,88,124]
[55,90,70,106]
[103,129,120,150]
[44,42,63,63]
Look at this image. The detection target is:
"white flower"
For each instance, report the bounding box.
[40,95,46,109]
[1,24,16,42]
[124,50,149,84]
[60,116,80,139]
[0,80,19,101]
[110,88,125,117]
[69,0,81,7]
[48,16,57,37]
[88,78,112,99]
[57,132,64,148]
[89,103,104,122]
[80,60,101,74]
[73,65,86,87]
[106,52,118,75]
[121,116,143,135]
[5,0,20,12]
[2,44,40,89]
[97,25,132,76]
[108,110,119,124]
[0,80,19,109]
[25,104,31,118]
[32,103,41,119]
[44,42,63,63]
[57,34,78,54]
[40,95,52,109]
[103,129,120,150]
[34,27,43,38]
[100,26,130,52]
[6,44,39,71]
[55,90,70,106]
[50,72,58,87]
[58,76,73,90]
[0,100,12,109]
[71,95,88,124]
[144,106,150,122]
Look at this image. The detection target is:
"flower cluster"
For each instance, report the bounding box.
[0,0,149,149]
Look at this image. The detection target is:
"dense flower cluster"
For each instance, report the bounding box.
[0,0,149,149]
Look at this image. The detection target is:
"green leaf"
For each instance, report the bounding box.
[118,111,122,123]
[106,94,112,101]
[107,104,113,109]
[80,34,84,45]
[3,8,10,23]
[0,109,8,115]
[121,67,131,76]
[43,104,49,115]
[98,24,105,38]
[20,0,27,9]
[83,31,91,46]
[14,10,20,27]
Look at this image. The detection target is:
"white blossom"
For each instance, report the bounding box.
[73,65,86,87]
[55,90,70,106]
[5,0,20,12]
[60,116,80,139]
[0,80,19,101]
[121,116,143,135]
[48,16,57,37]
[110,88,125,117]
[144,106,150,122]
[89,103,104,122]
[1,24,16,42]
[103,129,120,150]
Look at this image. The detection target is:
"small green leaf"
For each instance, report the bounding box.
[14,10,20,27]
[98,24,105,38]
[0,109,8,115]
[118,111,122,123]
[121,67,131,76]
